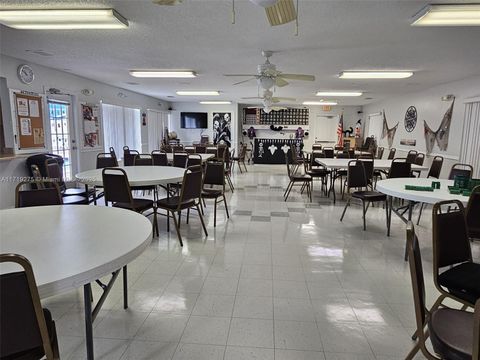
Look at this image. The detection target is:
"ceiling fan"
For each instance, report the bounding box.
[224,50,315,90]
[242,89,295,113]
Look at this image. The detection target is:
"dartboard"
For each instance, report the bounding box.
[404,106,417,132]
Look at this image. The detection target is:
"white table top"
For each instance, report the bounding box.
[315,158,428,171]
[0,205,152,298]
[75,166,185,187]
[376,178,469,205]
[304,150,371,156]
[166,153,214,163]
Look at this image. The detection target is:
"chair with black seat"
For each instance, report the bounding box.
[157,165,208,246]
[122,146,139,166]
[340,159,388,232]
[406,150,418,164]
[449,163,474,180]
[185,147,195,154]
[323,147,334,158]
[224,148,234,192]
[151,150,168,166]
[187,154,203,167]
[15,181,63,208]
[312,144,322,152]
[134,154,153,166]
[376,147,384,159]
[387,147,396,160]
[102,167,158,237]
[427,156,444,179]
[411,153,425,177]
[0,253,60,360]
[348,149,355,158]
[466,186,480,241]
[215,145,227,162]
[284,153,312,202]
[195,145,207,154]
[404,222,480,360]
[172,145,185,153]
[306,151,329,196]
[201,161,230,227]
[173,153,188,168]
[96,153,118,168]
[388,158,412,178]
[431,200,480,311]
[231,145,248,173]
[44,160,89,204]
[109,146,117,161]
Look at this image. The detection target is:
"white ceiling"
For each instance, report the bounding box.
[1,0,480,106]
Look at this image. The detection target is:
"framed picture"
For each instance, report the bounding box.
[212,112,232,147]
[81,103,102,151]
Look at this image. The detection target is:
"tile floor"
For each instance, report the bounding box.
[44,165,479,359]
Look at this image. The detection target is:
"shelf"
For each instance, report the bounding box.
[242,125,309,131]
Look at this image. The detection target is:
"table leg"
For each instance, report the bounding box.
[387,196,393,236]
[404,201,414,261]
[83,283,94,360]
[123,265,128,309]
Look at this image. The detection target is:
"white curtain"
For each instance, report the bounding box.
[102,103,141,157]
[147,110,168,152]
[459,101,480,178]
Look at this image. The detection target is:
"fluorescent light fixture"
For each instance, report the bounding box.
[339,71,413,79]
[0,9,128,29]
[303,101,338,106]
[176,91,220,96]
[316,91,363,97]
[199,101,232,105]
[130,70,196,78]
[412,4,480,26]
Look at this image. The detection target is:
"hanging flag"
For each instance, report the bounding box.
[337,113,344,146]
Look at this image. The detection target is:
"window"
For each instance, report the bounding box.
[102,103,141,157]
[459,100,480,178]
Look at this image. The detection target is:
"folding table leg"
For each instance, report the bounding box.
[83,284,94,360]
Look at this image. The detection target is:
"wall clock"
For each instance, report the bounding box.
[404,106,417,132]
[17,64,35,85]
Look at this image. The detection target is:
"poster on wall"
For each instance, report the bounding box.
[81,103,102,151]
[213,112,232,147]
[424,98,455,154]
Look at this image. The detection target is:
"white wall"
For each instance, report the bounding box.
[363,75,480,177]
[169,102,238,149]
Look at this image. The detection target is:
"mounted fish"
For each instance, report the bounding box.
[381,110,399,148]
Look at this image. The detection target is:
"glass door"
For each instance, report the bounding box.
[48,100,74,180]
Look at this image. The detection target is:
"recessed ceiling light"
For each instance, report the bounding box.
[176,91,220,96]
[0,9,128,29]
[303,101,338,106]
[199,101,232,105]
[130,70,197,78]
[316,91,363,97]
[412,4,480,26]
[339,71,413,79]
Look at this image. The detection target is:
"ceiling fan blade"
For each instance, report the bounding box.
[279,74,315,81]
[224,74,257,77]
[272,106,287,111]
[241,97,263,99]
[273,97,296,101]
[152,0,183,5]
[233,78,256,86]
[265,0,297,26]
[275,77,289,87]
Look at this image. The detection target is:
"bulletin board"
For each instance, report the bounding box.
[81,103,102,151]
[14,92,45,149]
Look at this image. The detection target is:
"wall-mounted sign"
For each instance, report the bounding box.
[400,139,417,146]
[404,106,417,132]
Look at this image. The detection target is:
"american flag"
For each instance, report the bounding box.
[337,113,344,146]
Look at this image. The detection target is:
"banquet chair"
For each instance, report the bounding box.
[404,223,480,360]
[340,160,388,232]
[157,165,208,246]
[387,148,396,160]
[387,158,412,178]
[231,145,248,173]
[406,150,418,164]
[102,167,158,237]
[348,149,355,158]
[173,153,188,168]
[416,156,445,224]
[306,151,329,196]
[411,153,425,177]
[134,154,153,166]
[15,180,63,208]
[96,153,118,168]
[123,146,139,166]
[195,145,207,154]
[376,147,384,159]
[185,147,195,154]
[224,148,235,192]
[284,153,312,202]
[172,145,185,153]
[449,163,474,180]
[44,160,90,204]
[312,144,322,151]
[466,186,480,240]
[0,254,60,360]
[187,154,203,167]
[215,144,227,162]
[151,150,168,166]
[323,147,334,158]
[432,200,480,310]
[201,161,230,227]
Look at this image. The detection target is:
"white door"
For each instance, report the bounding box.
[47,96,78,180]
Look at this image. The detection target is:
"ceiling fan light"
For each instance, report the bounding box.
[258,77,275,90]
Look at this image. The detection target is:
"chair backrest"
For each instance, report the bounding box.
[387,148,396,160]
[134,154,153,166]
[96,153,118,169]
[15,181,63,208]
[323,148,334,158]
[195,145,207,154]
[123,148,139,166]
[185,147,195,154]
[172,145,185,153]
[30,165,46,189]
[217,145,227,160]
[406,150,418,164]
[466,185,480,239]
[406,223,429,342]
[239,145,247,159]
[377,147,384,159]
[285,153,296,179]
[337,152,349,159]
[312,144,322,151]
[151,151,168,166]
[427,156,444,179]
[102,168,133,205]
[173,153,189,168]
[204,161,225,187]
[432,200,472,269]
[348,149,355,158]
[187,154,203,167]
[0,253,55,359]
[179,165,203,204]
[414,153,425,166]
[206,147,217,155]
[109,146,117,160]
[449,163,473,180]
[346,160,368,189]
[388,158,412,178]
[44,158,66,192]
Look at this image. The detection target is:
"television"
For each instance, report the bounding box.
[180,112,208,129]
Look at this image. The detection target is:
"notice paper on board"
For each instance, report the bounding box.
[33,128,44,145]
[17,98,29,116]
[20,118,32,135]
[29,99,40,117]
